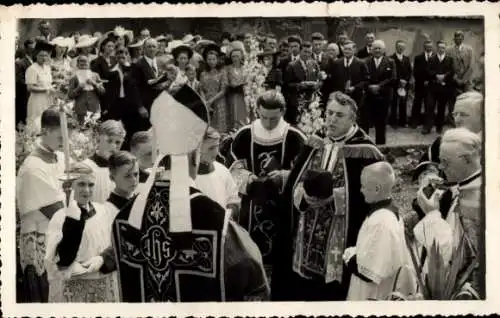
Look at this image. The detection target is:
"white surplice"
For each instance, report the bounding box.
[347,208,413,300]
[196,161,240,209]
[16,146,66,276]
[45,201,119,302]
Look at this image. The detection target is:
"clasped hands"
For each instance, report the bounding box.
[416,173,444,215]
[69,256,104,278]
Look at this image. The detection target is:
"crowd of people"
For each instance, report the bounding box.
[15,20,484,303]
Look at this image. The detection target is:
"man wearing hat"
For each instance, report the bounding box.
[111,85,269,302]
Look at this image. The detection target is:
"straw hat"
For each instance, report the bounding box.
[169,41,194,59]
[128,38,145,49]
[228,40,246,57]
[182,34,195,44]
[50,36,70,48]
[74,34,99,49]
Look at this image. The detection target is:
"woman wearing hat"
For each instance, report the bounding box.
[224,40,248,129]
[25,41,56,130]
[172,42,194,75]
[50,37,72,88]
[199,43,228,133]
[91,37,118,118]
[70,34,98,69]
[259,49,282,91]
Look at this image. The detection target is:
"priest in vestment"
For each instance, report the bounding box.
[271,91,386,301]
[345,162,414,300]
[230,89,306,276]
[414,128,483,298]
[44,162,120,302]
[112,86,270,302]
[16,109,67,302]
[83,120,126,202]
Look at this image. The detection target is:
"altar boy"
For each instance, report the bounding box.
[344,162,412,300]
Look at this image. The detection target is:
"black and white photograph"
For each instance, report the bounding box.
[1,2,499,316]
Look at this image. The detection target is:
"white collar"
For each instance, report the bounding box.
[328,125,357,143]
[144,55,156,65]
[396,53,403,59]
[252,117,289,143]
[438,53,446,59]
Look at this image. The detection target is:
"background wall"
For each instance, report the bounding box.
[18,16,484,77]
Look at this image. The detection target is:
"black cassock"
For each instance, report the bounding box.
[271,126,385,301]
[230,121,306,272]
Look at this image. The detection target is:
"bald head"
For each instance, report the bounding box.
[361,162,396,203]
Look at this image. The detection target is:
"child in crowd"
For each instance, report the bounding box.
[185,64,200,94]
[68,54,105,124]
[344,162,414,300]
[83,120,126,203]
[196,127,240,219]
[129,131,154,193]
[99,151,141,277]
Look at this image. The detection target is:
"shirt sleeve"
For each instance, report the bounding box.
[25,65,38,86]
[413,210,454,264]
[223,220,270,301]
[17,163,65,216]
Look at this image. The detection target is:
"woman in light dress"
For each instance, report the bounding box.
[25,41,56,132]
[224,41,248,130]
[199,43,228,133]
[50,37,73,89]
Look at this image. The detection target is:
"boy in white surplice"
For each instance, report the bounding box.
[83,120,126,203]
[45,162,119,302]
[344,162,412,300]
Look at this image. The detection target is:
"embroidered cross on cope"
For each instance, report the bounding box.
[114,185,218,302]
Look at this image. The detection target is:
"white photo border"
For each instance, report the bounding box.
[1,2,499,316]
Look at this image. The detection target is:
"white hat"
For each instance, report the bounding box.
[128,85,209,232]
[166,40,185,53]
[182,34,195,44]
[50,36,69,47]
[74,34,99,49]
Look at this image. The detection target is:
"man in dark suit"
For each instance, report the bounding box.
[362,40,397,145]
[280,35,303,123]
[131,38,168,131]
[410,40,434,128]
[356,32,375,60]
[425,40,455,134]
[336,30,349,58]
[389,40,412,128]
[312,32,334,108]
[330,40,368,114]
[283,42,319,125]
[15,39,35,126]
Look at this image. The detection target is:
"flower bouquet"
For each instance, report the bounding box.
[298,91,325,137]
[243,34,267,121]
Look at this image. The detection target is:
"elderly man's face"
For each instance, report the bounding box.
[439,141,470,183]
[325,100,355,138]
[371,42,384,57]
[326,44,339,59]
[144,39,158,58]
[453,101,482,133]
